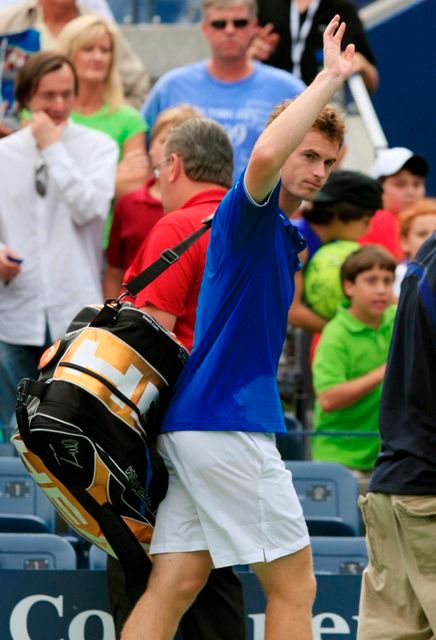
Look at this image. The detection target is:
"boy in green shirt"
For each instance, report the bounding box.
[312,245,397,489]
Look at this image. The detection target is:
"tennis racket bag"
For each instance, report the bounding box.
[12,217,212,601]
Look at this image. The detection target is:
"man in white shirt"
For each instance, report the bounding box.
[0,50,118,435]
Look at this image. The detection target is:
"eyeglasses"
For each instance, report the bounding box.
[209,18,250,30]
[152,157,171,179]
[35,160,48,197]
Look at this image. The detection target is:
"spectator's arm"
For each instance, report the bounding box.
[103,264,124,300]
[140,304,177,332]
[41,135,118,226]
[116,147,150,199]
[351,51,378,93]
[288,269,327,332]
[317,363,386,412]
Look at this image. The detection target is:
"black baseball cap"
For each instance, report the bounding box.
[314,170,383,210]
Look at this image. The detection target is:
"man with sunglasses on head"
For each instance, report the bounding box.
[141,0,305,181]
[0,51,117,439]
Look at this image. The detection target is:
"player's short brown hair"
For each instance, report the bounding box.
[267,100,346,148]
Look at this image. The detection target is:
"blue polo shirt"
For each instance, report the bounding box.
[161,171,306,434]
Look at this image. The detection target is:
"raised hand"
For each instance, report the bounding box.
[322,15,355,82]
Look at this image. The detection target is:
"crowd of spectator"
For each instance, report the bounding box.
[0,0,433,485]
[0,1,434,637]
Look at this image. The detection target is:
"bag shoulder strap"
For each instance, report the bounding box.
[120,214,213,299]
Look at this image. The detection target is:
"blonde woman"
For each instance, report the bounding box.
[57,14,148,204]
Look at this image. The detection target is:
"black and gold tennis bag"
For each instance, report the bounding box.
[11,217,211,601]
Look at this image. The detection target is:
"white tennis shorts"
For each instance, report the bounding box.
[149,430,310,568]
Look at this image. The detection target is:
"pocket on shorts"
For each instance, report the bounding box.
[393,495,436,575]
[358,494,384,575]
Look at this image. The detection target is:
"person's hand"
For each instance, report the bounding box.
[0,248,22,282]
[322,15,355,82]
[116,149,151,198]
[248,23,280,61]
[31,111,66,149]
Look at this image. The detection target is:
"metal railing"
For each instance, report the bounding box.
[346,74,388,155]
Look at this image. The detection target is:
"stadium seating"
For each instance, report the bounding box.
[285,461,361,536]
[311,536,368,574]
[0,443,16,457]
[0,513,49,533]
[0,457,56,532]
[89,544,107,570]
[0,533,76,569]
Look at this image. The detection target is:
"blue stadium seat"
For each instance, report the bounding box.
[311,536,368,574]
[235,536,368,574]
[89,544,107,570]
[285,461,361,536]
[0,513,49,533]
[0,457,56,532]
[0,443,16,457]
[0,533,76,569]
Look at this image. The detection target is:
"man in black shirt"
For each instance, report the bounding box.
[357,234,436,639]
[253,0,378,92]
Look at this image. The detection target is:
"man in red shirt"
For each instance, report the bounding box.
[123,118,232,350]
[109,117,245,640]
[123,191,227,349]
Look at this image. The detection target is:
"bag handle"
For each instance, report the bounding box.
[119,214,213,300]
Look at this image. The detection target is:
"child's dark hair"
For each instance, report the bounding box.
[304,202,375,225]
[341,244,396,286]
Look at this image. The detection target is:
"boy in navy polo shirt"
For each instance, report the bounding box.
[122,15,355,640]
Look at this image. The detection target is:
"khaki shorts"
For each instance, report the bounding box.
[150,431,310,568]
[357,492,436,640]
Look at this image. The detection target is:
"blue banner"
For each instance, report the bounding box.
[1,570,362,639]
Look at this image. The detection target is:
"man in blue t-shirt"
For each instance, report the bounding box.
[357,234,436,640]
[122,15,355,640]
[141,0,305,181]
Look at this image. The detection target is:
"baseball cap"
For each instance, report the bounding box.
[371,147,429,179]
[314,170,383,210]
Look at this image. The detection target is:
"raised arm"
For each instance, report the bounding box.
[245,16,355,203]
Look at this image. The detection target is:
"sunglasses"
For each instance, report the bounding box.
[35,160,48,197]
[209,18,250,29]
